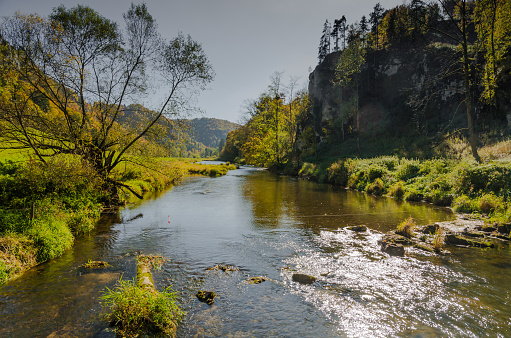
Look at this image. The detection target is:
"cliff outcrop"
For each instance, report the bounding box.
[307,44,511,148]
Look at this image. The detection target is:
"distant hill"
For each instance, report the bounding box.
[186,118,239,148]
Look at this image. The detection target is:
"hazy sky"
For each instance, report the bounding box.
[0,0,404,123]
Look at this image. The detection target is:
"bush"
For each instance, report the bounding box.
[299,162,316,177]
[102,279,183,337]
[27,200,74,262]
[477,193,505,214]
[452,195,476,213]
[327,159,352,186]
[389,181,405,199]
[396,161,421,181]
[404,188,423,202]
[366,178,385,196]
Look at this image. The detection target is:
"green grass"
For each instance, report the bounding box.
[101,279,184,337]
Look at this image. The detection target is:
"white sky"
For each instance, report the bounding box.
[0,0,405,123]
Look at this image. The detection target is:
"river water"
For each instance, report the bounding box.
[1,166,510,337]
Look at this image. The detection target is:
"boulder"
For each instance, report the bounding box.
[445,234,471,246]
[422,224,439,235]
[292,273,317,285]
[381,242,405,257]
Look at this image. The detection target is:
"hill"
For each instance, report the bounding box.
[187,118,240,148]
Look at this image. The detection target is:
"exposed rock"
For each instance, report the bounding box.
[347,225,368,232]
[463,231,485,238]
[380,233,412,245]
[292,273,317,285]
[422,224,440,235]
[380,242,405,257]
[445,234,472,246]
[478,226,497,233]
[247,276,267,284]
[413,243,435,253]
[196,291,216,305]
[206,264,239,272]
[497,224,511,234]
[445,234,495,248]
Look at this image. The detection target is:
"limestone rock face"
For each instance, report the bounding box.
[305,44,510,151]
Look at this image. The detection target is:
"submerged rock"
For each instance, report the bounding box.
[206,264,239,273]
[292,273,317,285]
[247,276,268,284]
[347,225,368,232]
[381,242,405,257]
[196,290,216,305]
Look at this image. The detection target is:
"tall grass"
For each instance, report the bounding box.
[102,279,183,337]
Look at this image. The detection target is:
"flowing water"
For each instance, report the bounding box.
[1,166,510,337]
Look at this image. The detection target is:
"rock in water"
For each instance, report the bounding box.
[347,225,368,232]
[247,276,267,284]
[292,273,317,285]
[381,242,405,257]
[196,291,216,305]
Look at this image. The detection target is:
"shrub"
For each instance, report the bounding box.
[299,162,316,177]
[396,161,421,181]
[366,164,386,181]
[452,195,476,213]
[396,217,416,238]
[327,159,352,186]
[389,181,405,199]
[102,279,183,337]
[27,200,74,262]
[366,178,385,196]
[477,193,505,214]
[425,189,453,206]
[404,188,423,202]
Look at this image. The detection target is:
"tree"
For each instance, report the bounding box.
[334,29,366,156]
[269,71,284,165]
[369,3,385,50]
[0,5,214,192]
[332,19,340,52]
[318,19,331,63]
[339,15,347,50]
[474,0,511,107]
[427,0,481,162]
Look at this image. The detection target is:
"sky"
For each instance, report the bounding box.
[0,0,405,123]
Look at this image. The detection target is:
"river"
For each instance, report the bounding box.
[1,166,510,337]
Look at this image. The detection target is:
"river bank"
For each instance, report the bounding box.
[296,156,511,227]
[0,157,235,284]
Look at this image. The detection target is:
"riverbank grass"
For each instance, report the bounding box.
[0,155,236,284]
[300,156,511,225]
[102,279,183,337]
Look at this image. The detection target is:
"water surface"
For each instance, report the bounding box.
[1,167,509,337]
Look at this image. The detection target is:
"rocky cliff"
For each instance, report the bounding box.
[307,44,511,147]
